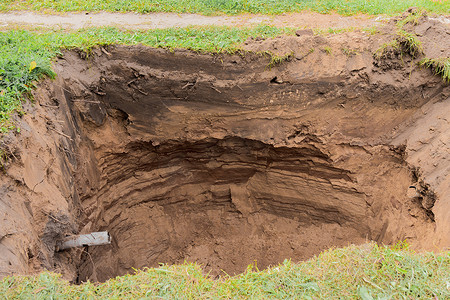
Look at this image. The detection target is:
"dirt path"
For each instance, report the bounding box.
[0,11,387,30]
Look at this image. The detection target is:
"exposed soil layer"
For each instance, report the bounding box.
[77,137,407,281]
[0,15,449,282]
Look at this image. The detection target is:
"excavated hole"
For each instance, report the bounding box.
[78,137,378,282]
[47,47,439,283]
[76,133,430,283]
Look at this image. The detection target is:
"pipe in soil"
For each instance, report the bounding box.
[58,232,111,251]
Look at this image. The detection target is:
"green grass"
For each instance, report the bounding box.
[396,29,424,57]
[0,30,56,132]
[419,58,450,82]
[266,51,294,69]
[0,243,448,299]
[0,0,449,15]
[374,39,400,59]
[0,25,292,132]
[323,46,332,55]
[341,47,359,56]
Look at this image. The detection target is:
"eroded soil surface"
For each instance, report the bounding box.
[0,14,449,282]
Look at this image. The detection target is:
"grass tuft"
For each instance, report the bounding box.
[323,46,332,55]
[374,40,400,60]
[395,29,423,57]
[341,47,359,56]
[266,51,294,69]
[419,57,450,82]
[0,148,8,170]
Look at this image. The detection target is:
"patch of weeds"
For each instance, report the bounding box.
[323,46,332,55]
[362,26,380,35]
[313,27,356,36]
[341,47,358,56]
[390,239,411,251]
[266,51,294,69]
[419,57,450,82]
[396,29,423,57]
[0,148,8,170]
[373,40,400,60]
[327,27,356,35]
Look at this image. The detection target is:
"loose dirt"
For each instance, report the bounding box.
[0,13,448,282]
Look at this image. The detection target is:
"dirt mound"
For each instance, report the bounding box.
[0,14,448,282]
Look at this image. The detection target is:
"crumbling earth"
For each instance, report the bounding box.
[0,14,448,283]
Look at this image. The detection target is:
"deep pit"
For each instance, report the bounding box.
[77,137,409,281]
[0,18,449,282]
